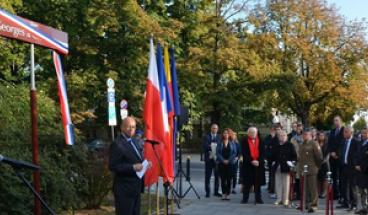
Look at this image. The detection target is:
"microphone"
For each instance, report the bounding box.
[0,154,40,171]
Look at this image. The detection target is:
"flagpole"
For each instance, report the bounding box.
[156,182,160,215]
[148,186,152,215]
[30,43,41,215]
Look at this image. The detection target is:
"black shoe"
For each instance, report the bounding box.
[355,209,367,214]
[256,199,264,204]
[214,193,222,197]
[205,193,210,198]
[232,190,237,194]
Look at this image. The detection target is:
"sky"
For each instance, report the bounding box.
[328,0,367,21]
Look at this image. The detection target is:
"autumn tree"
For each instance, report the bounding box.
[248,0,368,126]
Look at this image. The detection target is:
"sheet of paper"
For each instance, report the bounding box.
[136,159,149,179]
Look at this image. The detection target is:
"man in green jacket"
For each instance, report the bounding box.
[298,128,323,213]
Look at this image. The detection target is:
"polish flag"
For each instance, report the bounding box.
[143,38,167,186]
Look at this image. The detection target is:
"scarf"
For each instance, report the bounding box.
[248,136,259,160]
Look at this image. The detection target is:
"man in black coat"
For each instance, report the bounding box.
[337,126,359,211]
[264,126,278,195]
[328,115,345,200]
[240,127,266,204]
[355,128,368,215]
[109,117,149,215]
[203,123,221,197]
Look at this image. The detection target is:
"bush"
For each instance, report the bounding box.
[0,84,112,214]
[80,144,112,209]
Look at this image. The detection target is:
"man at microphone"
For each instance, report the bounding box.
[109,116,150,215]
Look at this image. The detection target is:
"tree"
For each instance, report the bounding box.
[166,0,269,129]
[248,0,368,126]
[353,117,367,132]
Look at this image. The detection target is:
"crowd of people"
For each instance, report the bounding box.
[202,116,368,214]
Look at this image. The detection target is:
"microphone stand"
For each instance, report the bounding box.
[11,166,56,215]
[145,140,181,214]
[174,131,200,200]
[1,155,56,214]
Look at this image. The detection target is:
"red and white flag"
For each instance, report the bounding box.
[143,38,167,186]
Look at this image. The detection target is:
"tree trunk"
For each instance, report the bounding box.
[210,72,221,124]
[299,105,311,127]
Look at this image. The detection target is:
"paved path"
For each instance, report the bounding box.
[174,154,351,215]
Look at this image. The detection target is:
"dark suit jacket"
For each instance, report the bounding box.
[356,140,368,188]
[264,134,278,160]
[339,138,359,167]
[109,134,143,197]
[328,127,345,168]
[202,133,221,162]
[328,127,345,155]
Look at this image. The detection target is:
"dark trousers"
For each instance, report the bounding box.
[267,159,275,193]
[330,159,340,199]
[242,182,262,202]
[340,165,357,207]
[232,161,239,189]
[205,159,219,195]
[219,163,232,195]
[294,178,301,200]
[114,192,140,215]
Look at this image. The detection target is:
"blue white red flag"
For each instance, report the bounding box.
[53,51,74,145]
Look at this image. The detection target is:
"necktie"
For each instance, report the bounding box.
[128,139,142,160]
[344,139,351,164]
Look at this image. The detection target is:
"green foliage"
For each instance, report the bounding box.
[353,117,367,132]
[0,84,112,213]
[79,147,112,209]
[0,84,72,213]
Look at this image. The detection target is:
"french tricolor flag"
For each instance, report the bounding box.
[157,43,174,183]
